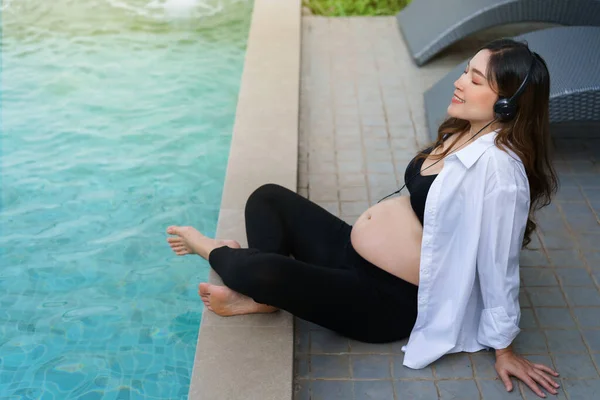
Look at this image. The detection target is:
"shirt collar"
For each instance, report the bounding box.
[453,129,500,169]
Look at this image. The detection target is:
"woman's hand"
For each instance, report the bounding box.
[495,347,560,398]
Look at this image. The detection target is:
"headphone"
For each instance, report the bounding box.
[493,51,537,121]
[377,50,537,204]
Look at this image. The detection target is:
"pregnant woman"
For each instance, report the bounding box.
[167,39,560,398]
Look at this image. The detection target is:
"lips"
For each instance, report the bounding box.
[452,94,465,104]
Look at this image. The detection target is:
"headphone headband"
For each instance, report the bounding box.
[506,54,537,104]
[493,50,537,121]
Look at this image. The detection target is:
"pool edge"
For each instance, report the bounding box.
[188,1,300,399]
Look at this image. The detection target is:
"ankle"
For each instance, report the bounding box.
[205,243,225,260]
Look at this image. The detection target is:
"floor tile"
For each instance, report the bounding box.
[540,231,578,250]
[390,338,408,354]
[296,317,325,332]
[552,354,598,378]
[562,379,600,400]
[547,249,585,267]
[310,355,351,379]
[526,287,567,307]
[293,380,309,400]
[520,268,557,286]
[512,331,549,354]
[573,307,600,327]
[576,233,600,250]
[348,340,391,354]
[471,353,497,379]
[478,379,524,399]
[563,286,600,306]
[350,355,391,379]
[520,290,531,307]
[295,355,309,379]
[295,330,309,354]
[394,381,438,400]
[534,307,576,328]
[544,329,588,353]
[354,381,394,400]
[581,329,600,352]
[310,380,353,400]
[434,353,474,379]
[393,356,434,379]
[437,380,480,399]
[555,185,585,202]
[554,268,594,286]
[519,251,550,267]
[310,330,349,354]
[583,251,600,269]
[520,309,538,329]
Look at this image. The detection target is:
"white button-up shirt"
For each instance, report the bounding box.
[402,129,530,369]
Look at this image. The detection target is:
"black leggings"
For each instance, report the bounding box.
[208,183,418,343]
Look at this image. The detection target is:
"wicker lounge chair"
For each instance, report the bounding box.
[397,0,600,66]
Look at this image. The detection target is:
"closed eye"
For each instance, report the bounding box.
[463,70,481,85]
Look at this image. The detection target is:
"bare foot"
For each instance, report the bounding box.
[166,225,240,259]
[198,283,278,316]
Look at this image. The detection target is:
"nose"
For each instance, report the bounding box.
[454,74,465,92]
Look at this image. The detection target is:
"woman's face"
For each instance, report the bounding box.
[447,49,499,123]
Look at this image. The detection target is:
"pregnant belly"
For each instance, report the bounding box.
[350,196,423,285]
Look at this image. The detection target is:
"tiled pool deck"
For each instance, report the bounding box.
[294,16,600,400]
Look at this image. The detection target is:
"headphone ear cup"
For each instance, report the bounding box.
[494,98,517,121]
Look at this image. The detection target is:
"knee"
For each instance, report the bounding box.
[245,183,286,213]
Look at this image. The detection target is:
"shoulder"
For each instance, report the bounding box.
[477,144,529,195]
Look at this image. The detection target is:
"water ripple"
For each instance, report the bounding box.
[1,1,251,397]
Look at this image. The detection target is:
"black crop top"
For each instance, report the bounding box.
[404,145,438,225]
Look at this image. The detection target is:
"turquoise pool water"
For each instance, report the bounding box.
[0,0,252,398]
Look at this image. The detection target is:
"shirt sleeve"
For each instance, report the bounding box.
[476,183,528,350]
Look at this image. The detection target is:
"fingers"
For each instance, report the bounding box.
[498,370,513,392]
[522,376,547,398]
[533,363,559,377]
[530,370,558,396]
[535,368,560,389]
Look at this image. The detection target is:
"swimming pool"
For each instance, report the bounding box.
[0,0,252,398]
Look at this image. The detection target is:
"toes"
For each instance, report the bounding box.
[166,225,182,235]
[198,283,211,296]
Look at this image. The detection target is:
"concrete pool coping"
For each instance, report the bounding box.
[188,0,300,399]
